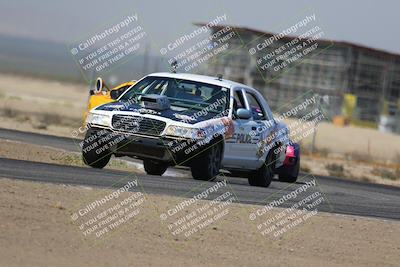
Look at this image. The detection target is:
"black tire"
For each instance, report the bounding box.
[278,157,300,183]
[248,150,275,187]
[190,142,222,181]
[143,160,168,175]
[82,131,111,169]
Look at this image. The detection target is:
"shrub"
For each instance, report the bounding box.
[372,168,398,181]
[325,163,344,177]
[300,163,311,173]
[39,113,62,126]
[345,151,373,163]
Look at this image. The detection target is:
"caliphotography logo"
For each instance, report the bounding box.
[0,1,399,267]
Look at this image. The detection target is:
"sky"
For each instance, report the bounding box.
[0,0,398,54]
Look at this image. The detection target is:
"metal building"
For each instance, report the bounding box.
[196,24,400,132]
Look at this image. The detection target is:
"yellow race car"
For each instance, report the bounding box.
[84,78,136,122]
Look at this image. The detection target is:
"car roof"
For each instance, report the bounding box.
[147,72,253,91]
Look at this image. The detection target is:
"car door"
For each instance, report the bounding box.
[243,89,286,168]
[222,88,261,169]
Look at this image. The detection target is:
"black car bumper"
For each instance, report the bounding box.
[86,127,213,166]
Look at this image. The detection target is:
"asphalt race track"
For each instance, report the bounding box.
[0,128,399,220]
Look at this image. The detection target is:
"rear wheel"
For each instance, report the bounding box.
[82,131,111,169]
[190,143,222,181]
[278,157,300,183]
[248,150,275,187]
[143,160,168,176]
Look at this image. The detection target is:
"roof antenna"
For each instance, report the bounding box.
[171,60,178,73]
[216,74,223,81]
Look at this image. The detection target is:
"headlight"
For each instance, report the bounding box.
[165,125,205,139]
[86,113,110,126]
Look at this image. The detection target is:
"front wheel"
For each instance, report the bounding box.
[248,150,275,187]
[82,131,111,169]
[143,160,168,176]
[190,142,222,181]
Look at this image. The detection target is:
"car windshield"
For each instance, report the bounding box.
[119,76,229,113]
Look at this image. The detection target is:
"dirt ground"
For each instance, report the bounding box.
[0,177,399,267]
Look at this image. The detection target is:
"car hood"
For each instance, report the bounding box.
[95,101,221,125]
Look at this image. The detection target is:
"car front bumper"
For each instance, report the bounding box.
[86,127,210,165]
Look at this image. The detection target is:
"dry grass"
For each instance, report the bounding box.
[325,163,345,177]
[372,168,398,181]
[53,153,129,170]
[345,151,374,164]
[1,106,18,117]
[298,141,331,157]
[0,106,79,130]
[39,113,63,125]
[300,162,311,173]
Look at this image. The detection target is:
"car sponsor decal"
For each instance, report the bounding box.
[256,127,277,157]
[173,113,196,122]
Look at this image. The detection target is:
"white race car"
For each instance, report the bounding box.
[82,72,300,187]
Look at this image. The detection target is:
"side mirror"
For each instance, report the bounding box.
[236,108,252,120]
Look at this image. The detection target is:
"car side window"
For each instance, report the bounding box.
[110,85,130,99]
[245,92,267,120]
[233,90,246,119]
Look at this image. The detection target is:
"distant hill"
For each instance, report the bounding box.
[0,34,167,85]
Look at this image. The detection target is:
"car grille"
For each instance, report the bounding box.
[112,114,166,136]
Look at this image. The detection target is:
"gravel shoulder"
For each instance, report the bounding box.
[0,177,399,267]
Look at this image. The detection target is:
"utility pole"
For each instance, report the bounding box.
[142,42,150,76]
[310,94,321,154]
